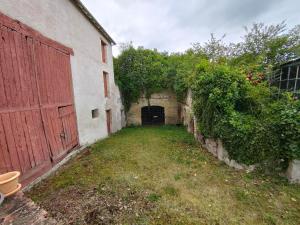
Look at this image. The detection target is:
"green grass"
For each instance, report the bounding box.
[28,126,300,225]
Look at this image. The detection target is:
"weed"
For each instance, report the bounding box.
[174,173,182,181]
[147,193,161,202]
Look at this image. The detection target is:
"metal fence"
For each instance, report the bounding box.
[268,58,300,96]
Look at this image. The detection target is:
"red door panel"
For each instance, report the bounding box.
[59,106,78,151]
[0,25,52,179]
[35,42,78,161]
[0,12,78,185]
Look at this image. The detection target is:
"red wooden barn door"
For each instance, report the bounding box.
[0,25,52,181]
[0,12,79,184]
[34,42,79,163]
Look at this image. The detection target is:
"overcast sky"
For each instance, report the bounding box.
[81,0,299,56]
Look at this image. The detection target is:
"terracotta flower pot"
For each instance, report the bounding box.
[0,171,22,197]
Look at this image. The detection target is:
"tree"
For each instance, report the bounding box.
[114,46,170,111]
[230,22,300,66]
[192,34,228,62]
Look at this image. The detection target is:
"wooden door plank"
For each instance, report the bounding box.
[41,109,57,157]
[13,31,29,107]
[20,111,35,168]
[52,48,60,103]
[9,112,27,173]
[8,29,22,107]
[34,41,47,104]
[26,110,43,165]
[50,108,64,152]
[1,113,21,171]
[0,114,12,172]
[26,37,39,106]
[21,35,33,106]
[33,110,51,162]
[57,52,65,103]
[14,111,31,172]
[1,26,14,108]
[42,44,52,104]
[0,27,8,107]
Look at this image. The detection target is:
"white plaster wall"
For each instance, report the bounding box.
[0,0,123,145]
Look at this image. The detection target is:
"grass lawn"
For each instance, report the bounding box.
[28,126,300,225]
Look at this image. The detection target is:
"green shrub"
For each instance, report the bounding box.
[192,60,300,168]
[192,60,249,137]
[268,96,300,160]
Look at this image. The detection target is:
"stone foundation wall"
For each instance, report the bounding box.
[181,89,254,172]
[199,136,255,171]
[287,160,300,183]
[192,121,300,183]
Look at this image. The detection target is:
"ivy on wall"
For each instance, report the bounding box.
[114,46,172,111]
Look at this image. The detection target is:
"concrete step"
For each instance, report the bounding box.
[0,192,58,225]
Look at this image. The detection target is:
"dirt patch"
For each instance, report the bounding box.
[38,185,154,225]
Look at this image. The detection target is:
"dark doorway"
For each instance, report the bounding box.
[141,106,165,125]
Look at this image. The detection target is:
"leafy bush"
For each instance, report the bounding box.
[114,46,203,110]
[192,61,249,137]
[268,96,300,160]
[192,60,300,167]
[114,46,171,111]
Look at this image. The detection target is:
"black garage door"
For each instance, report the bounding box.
[141,106,165,125]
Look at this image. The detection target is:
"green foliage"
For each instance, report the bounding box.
[114,46,204,110]
[114,45,172,111]
[168,50,203,101]
[192,61,246,136]
[192,61,300,166]
[180,23,300,166]
[268,96,300,160]
[147,193,161,202]
[114,22,300,168]
[194,22,300,80]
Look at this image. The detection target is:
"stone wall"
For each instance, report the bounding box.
[287,160,300,183]
[181,89,299,183]
[127,90,179,125]
[180,90,195,133]
[201,137,255,171]
[181,89,254,171]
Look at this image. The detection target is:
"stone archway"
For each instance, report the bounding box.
[141,106,165,125]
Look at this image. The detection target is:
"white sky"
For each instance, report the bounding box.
[81,0,300,56]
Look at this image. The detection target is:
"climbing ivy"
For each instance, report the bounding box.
[114,46,204,110]
[114,46,173,111]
